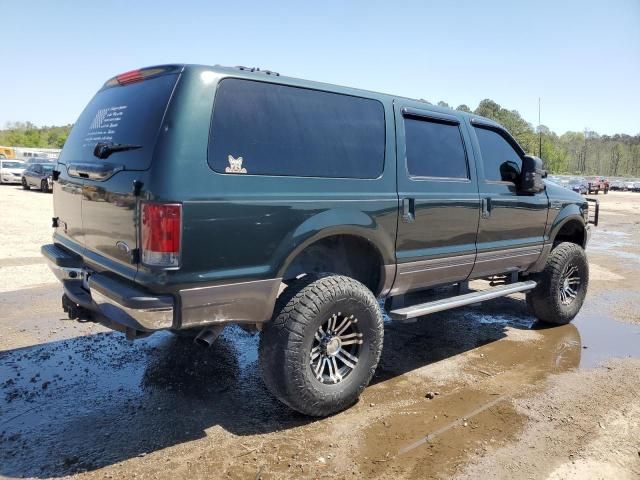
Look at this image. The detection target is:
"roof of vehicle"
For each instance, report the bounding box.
[112,64,506,131]
[201,63,501,124]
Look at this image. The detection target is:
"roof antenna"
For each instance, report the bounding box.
[538,97,542,158]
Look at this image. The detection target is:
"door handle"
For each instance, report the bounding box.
[68,163,124,181]
[402,198,415,223]
[481,198,492,218]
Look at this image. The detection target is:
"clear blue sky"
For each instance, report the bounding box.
[1,0,639,135]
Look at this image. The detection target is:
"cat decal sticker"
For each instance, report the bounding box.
[225,155,247,174]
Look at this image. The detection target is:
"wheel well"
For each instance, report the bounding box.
[554,220,585,248]
[282,235,384,295]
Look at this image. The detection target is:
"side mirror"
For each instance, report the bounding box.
[520,155,546,193]
[499,160,520,183]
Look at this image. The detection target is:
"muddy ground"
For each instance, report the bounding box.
[1,185,639,479]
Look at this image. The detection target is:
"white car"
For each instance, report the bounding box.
[0,160,26,184]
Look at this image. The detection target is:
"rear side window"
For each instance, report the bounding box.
[58,73,178,170]
[474,127,522,182]
[404,117,468,179]
[209,79,385,178]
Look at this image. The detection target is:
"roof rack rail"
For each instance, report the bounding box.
[234,66,280,76]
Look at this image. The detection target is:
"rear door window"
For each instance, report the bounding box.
[208,79,385,178]
[404,117,468,179]
[58,73,179,170]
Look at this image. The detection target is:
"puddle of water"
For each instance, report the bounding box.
[357,289,640,478]
[589,230,640,263]
[357,305,583,478]
[574,290,640,368]
[596,230,630,237]
[463,311,534,329]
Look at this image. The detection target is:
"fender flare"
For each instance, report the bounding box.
[548,205,587,248]
[272,208,395,285]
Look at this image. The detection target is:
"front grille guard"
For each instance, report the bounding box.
[586,198,599,226]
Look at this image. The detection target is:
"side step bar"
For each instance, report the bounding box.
[388,280,537,321]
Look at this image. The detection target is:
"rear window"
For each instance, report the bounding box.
[58,73,178,170]
[208,79,385,178]
[2,161,24,168]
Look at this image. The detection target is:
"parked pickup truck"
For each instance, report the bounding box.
[42,64,599,417]
[585,176,609,194]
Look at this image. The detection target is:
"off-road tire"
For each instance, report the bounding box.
[22,178,30,190]
[259,274,384,417]
[527,242,589,325]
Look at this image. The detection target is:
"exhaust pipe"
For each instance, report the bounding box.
[194,325,224,347]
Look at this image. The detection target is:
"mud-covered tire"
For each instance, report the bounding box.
[259,274,384,417]
[527,242,589,325]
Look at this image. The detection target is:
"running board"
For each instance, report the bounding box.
[388,280,537,321]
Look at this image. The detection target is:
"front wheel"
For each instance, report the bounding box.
[259,274,384,417]
[22,178,30,190]
[41,179,50,193]
[527,242,589,325]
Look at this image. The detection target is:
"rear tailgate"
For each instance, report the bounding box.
[54,66,181,278]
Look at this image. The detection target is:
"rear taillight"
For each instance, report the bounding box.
[141,203,181,267]
[116,69,145,85]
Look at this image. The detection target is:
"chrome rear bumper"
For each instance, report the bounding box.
[42,244,174,331]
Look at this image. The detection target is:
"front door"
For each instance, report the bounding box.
[467,119,549,278]
[392,102,480,295]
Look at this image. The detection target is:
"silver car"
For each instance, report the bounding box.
[0,160,26,184]
[21,163,54,193]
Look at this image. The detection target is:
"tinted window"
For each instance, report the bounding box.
[2,161,23,168]
[474,127,522,182]
[209,79,385,178]
[58,73,178,170]
[404,117,468,179]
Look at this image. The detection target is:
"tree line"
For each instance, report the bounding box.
[0,122,70,149]
[2,101,639,176]
[444,99,640,177]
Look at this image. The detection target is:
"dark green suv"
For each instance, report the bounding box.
[42,64,597,416]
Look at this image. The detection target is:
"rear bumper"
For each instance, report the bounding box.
[42,243,174,331]
[42,243,282,333]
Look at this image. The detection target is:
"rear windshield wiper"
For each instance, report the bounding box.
[93,142,142,160]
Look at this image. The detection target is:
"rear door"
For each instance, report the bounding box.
[54,67,180,278]
[468,120,548,278]
[392,102,480,294]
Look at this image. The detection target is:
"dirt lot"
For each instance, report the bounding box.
[1,185,639,479]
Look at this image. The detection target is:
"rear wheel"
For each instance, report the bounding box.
[259,274,384,417]
[22,178,30,190]
[527,242,589,325]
